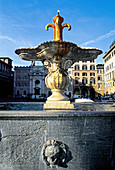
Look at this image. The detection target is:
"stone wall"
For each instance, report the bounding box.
[0,111,115,170]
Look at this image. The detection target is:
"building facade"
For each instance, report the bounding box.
[66,59,105,99]
[103,44,115,95]
[0,57,14,98]
[67,59,97,99]
[14,66,31,98]
[14,62,51,99]
[96,64,104,96]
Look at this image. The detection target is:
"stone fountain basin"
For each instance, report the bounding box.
[15,41,102,61]
[0,110,115,170]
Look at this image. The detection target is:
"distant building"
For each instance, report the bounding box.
[14,66,31,98]
[66,59,105,99]
[69,59,97,99]
[0,57,14,98]
[103,44,115,95]
[96,64,104,96]
[14,62,51,99]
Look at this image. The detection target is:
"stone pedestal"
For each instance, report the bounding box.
[44,101,74,109]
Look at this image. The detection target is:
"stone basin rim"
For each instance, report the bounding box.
[0,110,115,118]
[15,40,102,62]
[15,40,102,54]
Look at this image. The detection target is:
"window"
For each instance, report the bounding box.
[90,78,95,84]
[90,60,94,63]
[74,72,80,76]
[109,64,111,69]
[35,80,40,84]
[110,82,112,87]
[82,65,87,70]
[90,65,95,70]
[98,76,102,81]
[98,83,101,89]
[106,66,109,71]
[82,72,87,76]
[97,70,102,74]
[110,72,111,79]
[90,72,95,76]
[107,74,109,80]
[75,65,79,70]
[82,78,87,85]
[68,71,71,74]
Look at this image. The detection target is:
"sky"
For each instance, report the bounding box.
[0,0,115,67]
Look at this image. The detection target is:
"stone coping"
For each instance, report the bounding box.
[0,110,115,118]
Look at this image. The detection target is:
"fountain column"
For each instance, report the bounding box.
[43,58,74,109]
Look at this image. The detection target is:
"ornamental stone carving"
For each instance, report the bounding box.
[41,140,72,168]
[44,58,73,101]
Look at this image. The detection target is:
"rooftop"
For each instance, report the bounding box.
[103,44,115,59]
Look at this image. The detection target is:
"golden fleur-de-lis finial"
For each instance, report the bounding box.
[45,11,71,41]
[57,10,60,14]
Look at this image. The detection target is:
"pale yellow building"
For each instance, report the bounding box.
[71,59,97,99]
[103,44,115,95]
[67,59,105,99]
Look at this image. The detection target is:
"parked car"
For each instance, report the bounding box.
[101,96,114,102]
[73,94,81,99]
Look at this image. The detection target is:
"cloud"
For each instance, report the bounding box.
[0,34,33,47]
[0,35,17,43]
[81,30,115,46]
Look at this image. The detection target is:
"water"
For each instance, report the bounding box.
[0,102,115,111]
[0,103,44,110]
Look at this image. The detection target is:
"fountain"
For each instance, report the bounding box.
[0,11,115,170]
[15,11,102,109]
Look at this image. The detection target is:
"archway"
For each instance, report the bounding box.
[74,88,80,95]
[90,87,95,100]
[34,87,40,95]
[81,87,88,98]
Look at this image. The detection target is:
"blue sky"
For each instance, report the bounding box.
[0,0,115,66]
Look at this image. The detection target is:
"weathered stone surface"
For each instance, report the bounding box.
[0,110,115,170]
